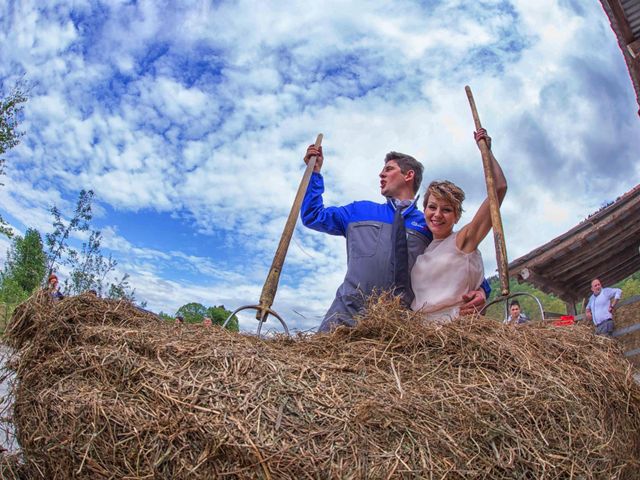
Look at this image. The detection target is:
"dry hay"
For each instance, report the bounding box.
[614,301,640,367]
[1,291,640,479]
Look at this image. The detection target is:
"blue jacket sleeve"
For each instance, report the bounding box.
[480,278,491,299]
[300,173,351,237]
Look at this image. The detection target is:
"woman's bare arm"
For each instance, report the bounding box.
[457,129,507,253]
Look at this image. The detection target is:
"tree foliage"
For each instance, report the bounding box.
[45,189,93,276]
[1,228,47,293]
[207,305,239,332]
[175,302,239,331]
[0,228,47,310]
[616,271,640,300]
[45,190,139,302]
[0,83,28,238]
[175,303,208,324]
[65,229,118,296]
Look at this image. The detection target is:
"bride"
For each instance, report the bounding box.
[410,129,507,323]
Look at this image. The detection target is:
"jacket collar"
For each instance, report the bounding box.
[388,195,420,216]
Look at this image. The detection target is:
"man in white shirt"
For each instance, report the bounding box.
[585,278,622,337]
[503,300,529,325]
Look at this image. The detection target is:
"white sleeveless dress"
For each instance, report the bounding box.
[410,231,484,323]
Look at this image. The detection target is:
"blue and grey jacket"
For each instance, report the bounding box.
[301,173,431,332]
[301,173,490,332]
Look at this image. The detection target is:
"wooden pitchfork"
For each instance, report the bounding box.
[224,134,324,336]
[465,87,544,320]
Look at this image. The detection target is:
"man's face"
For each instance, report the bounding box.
[510,304,521,319]
[591,279,602,295]
[379,160,412,198]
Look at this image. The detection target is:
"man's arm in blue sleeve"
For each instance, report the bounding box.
[301,172,350,236]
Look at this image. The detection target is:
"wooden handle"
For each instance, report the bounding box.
[465,86,509,297]
[256,134,324,319]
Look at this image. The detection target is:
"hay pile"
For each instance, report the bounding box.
[614,300,640,367]
[2,291,640,479]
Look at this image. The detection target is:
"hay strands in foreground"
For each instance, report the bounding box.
[223,134,323,336]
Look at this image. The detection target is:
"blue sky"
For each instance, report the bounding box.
[1,0,639,333]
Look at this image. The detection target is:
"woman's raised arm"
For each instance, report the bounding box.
[456,129,507,254]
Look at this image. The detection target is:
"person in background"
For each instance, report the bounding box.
[503,300,529,325]
[585,278,622,337]
[47,273,64,302]
[175,315,185,326]
[202,317,212,327]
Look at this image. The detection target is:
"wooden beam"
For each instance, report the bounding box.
[542,223,640,277]
[515,267,577,303]
[565,301,577,315]
[564,261,640,295]
[629,39,640,59]
[561,243,640,284]
[624,348,640,358]
[511,192,640,271]
[546,235,640,283]
[607,0,636,43]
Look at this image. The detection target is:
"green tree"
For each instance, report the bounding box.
[175,302,208,324]
[206,305,239,332]
[0,276,30,307]
[0,83,28,238]
[616,273,640,300]
[174,302,239,331]
[1,228,47,293]
[106,273,143,306]
[46,190,140,303]
[0,228,46,323]
[45,189,93,275]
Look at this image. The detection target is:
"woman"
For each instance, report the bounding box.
[410,129,507,323]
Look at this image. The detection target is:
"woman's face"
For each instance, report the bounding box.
[424,194,457,239]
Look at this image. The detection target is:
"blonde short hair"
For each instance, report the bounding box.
[423,180,465,220]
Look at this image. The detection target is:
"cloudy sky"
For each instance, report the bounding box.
[1,0,638,333]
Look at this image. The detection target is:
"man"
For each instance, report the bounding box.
[585,278,622,337]
[301,144,490,332]
[503,300,529,325]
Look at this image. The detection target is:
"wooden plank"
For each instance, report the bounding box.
[509,187,640,272]
[552,246,640,297]
[613,322,640,337]
[607,0,637,43]
[629,38,640,58]
[624,347,640,358]
[544,226,640,276]
[537,218,640,277]
[515,267,575,301]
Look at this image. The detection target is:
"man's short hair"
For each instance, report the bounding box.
[384,152,423,194]
[510,300,520,308]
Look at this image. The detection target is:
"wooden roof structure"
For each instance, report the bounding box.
[599,0,640,113]
[508,184,640,308]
